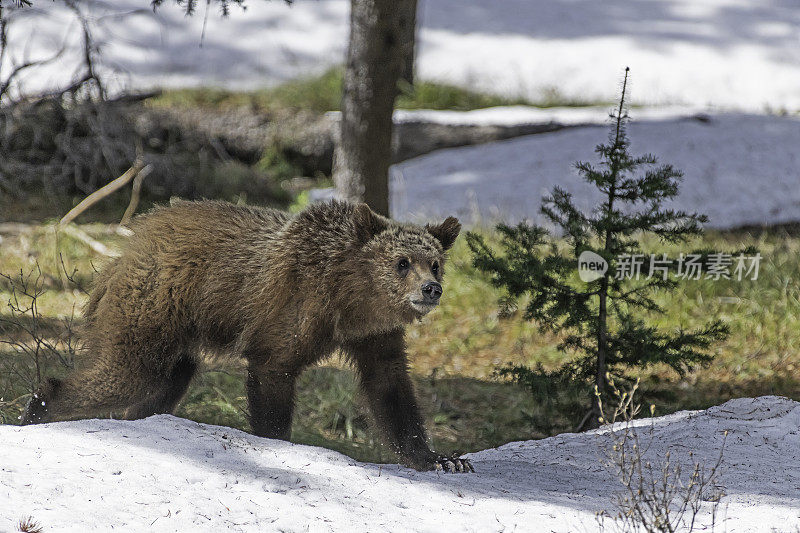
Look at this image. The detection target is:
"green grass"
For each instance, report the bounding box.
[1,223,799,462]
[175,363,540,463]
[149,69,343,114]
[148,67,600,115]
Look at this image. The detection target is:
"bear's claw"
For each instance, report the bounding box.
[433,454,474,473]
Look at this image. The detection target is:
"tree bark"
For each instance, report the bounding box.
[333,0,416,216]
[399,0,418,86]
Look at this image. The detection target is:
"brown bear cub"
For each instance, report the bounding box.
[22,200,472,472]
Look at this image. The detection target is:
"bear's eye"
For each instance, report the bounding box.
[431,262,439,275]
[397,258,410,273]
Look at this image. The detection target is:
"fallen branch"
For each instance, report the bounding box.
[0,222,36,234]
[59,224,120,258]
[120,164,153,226]
[0,223,132,236]
[59,162,146,225]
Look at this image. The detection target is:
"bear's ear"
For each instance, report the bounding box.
[426,216,461,251]
[353,203,387,243]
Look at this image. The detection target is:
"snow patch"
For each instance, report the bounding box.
[393,105,708,127]
[3,0,800,110]
[1,396,799,531]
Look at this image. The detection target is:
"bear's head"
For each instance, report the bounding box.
[352,203,461,324]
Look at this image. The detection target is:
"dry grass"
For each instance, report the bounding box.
[595,378,725,532]
[17,516,43,533]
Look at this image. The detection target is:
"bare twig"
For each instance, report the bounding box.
[0,262,79,424]
[0,10,70,104]
[60,162,145,225]
[120,164,153,226]
[0,36,65,103]
[596,377,726,532]
[575,409,594,433]
[64,0,105,100]
[58,252,89,294]
[0,268,73,390]
[0,5,133,200]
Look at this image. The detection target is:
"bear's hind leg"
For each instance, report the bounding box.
[20,377,63,425]
[21,363,136,424]
[121,356,198,419]
[21,355,197,424]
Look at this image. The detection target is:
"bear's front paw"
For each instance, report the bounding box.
[402,449,475,473]
[431,454,475,474]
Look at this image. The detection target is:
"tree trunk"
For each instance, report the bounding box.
[590,181,618,431]
[590,281,608,430]
[333,0,416,217]
[400,0,418,86]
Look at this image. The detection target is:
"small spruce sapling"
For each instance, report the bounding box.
[467,68,728,430]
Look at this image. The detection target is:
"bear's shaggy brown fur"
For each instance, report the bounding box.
[22,200,472,472]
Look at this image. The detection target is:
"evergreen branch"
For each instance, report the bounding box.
[541,186,590,246]
[608,315,728,377]
[611,280,675,313]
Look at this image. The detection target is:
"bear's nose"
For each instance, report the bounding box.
[421,281,442,302]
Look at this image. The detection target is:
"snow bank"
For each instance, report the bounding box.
[392,105,707,127]
[1,396,799,532]
[390,112,800,229]
[3,0,800,110]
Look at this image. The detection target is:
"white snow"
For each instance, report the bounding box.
[2,0,800,111]
[390,112,800,229]
[1,396,798,532]
[392,105,708,127]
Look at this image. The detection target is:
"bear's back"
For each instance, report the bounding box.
[133,200,289,241]
[83,201,293,346]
